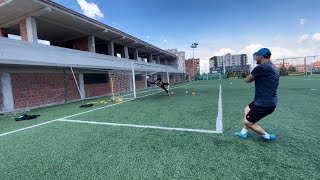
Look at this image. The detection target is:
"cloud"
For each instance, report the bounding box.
[77,0,104,19]
[312,33,320,42]
[163,39,168,43]
[299,18,306,25]
[146,35,150,39]
[272,35,282,41]
[298,34,310,43]
[213,48,236,56]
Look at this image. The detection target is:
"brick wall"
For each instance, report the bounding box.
[85,82,111,98]
[66,74,81,101]
[110,71,146,94]
[10,73,81,109]
[0,27,8,37]
[19,19,28,41]
[73,37,88,51]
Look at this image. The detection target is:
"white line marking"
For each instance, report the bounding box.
[0,82,198,137]
[215,84,223,133]
[57,119,220,134]
[288,78,320,81]
[0,120,57,137]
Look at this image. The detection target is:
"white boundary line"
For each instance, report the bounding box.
[57,119,220,134]
[54,82,223,134]
[0,82,198,137]
[0,120,57,137]
[287,78,320,81]
[215,84,223,133]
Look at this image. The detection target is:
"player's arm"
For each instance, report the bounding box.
[245,65,262,83]
[148,80,155,84]
[244,74,255,83]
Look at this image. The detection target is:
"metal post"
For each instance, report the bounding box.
[193,48,194,81]
[131,61,136,99]
[304,57,307,75]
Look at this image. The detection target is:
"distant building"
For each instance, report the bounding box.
[209,53,249,74]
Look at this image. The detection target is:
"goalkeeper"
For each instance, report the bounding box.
[148,78,171,95]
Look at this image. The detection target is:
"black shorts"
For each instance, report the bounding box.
[246,102,276,123]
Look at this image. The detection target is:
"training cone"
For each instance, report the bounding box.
[192,92,196,95]
[171,91,175,94]
[117,98,123,102]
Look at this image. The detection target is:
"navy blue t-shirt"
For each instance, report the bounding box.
[251,61,280,107]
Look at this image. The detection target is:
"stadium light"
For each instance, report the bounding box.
[191,43,198,80]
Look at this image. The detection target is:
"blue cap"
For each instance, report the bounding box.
[253,48,272,58]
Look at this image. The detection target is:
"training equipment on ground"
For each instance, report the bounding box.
[192,92,196,95]
[171,91,175,94]
[116,98,124,102]
[185,91,188,93]
[15,114,40,121]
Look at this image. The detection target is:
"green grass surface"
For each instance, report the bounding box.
[0,76,319,179]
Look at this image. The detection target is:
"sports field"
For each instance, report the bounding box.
[0,75,319,179]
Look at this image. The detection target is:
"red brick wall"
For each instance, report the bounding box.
[19,19,28,41]
[85,83,111,98]
[110,72,146,94]
[73,37,88,51]
[135,81,144,91]
[185,59,200,80]
[0,76,3,112]
[0,27,8,37]
[110,73,133,94]
[10,73,81,109]
[66,74,81,101]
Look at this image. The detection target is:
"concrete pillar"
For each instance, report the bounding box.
[108,41,114,56]
[134,49,139,60]
[79,73,85,99]
[147,53,152,63]
[1,73,14,111]
[156,56,161,64]
[145,71,148,89]
[0,27,8,37]
[124,46,129,59]
[20,17,38,43]
[88,35,95,53]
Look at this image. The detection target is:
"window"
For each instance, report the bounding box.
[84,74,108,84]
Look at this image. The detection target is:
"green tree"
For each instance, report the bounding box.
[279,65,289,76]
[288,65,296,73]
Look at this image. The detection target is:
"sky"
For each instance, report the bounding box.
[50,0,320,73]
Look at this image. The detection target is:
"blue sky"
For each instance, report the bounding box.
[52,0,320,71]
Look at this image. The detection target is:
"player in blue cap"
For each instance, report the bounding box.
[235,48,280,140]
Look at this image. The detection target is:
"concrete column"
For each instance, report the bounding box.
[108,41,115,56]
[134,49,139,60]
[124,46,129,59]
[156,56,160,64]
[145,71,148,89]
[19,17,38,43]
[1,73,14,111]
[88,35,95,53]
[79,73,85,99]
[147,53,153,63]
